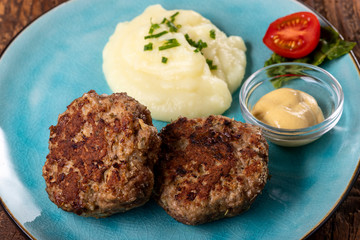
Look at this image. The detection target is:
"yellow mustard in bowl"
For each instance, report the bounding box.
[251,88,324,129]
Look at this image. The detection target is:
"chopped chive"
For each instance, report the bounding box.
[206,59,217,70]
[161,56,168,63]
[185,34,196,46]
[160,17,179,32]
[185,34,208,52]
[144,30,169,39]
[170,11,179,22]
[196,39,208,52]
[210,29,216,39]
[159,38,181,51]
[167,20,178,32]
[145,12,181,41]
[149,22,160,34]
[144,42,153,51]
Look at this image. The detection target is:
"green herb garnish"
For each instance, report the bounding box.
[170,12,179,22]
[195,40,208,52]
[162,56,168,63]
[144,42,153,51]
[166,20,179,32]
[265,26,356,88]
[149,21,160,34]
[144,12,219,67]
[161,19,180,32]
[159,12,181,33]
[210,29,216,39]
[185,34,216,69]
[184,34,208,52]
[145,12,181,42]
[184,34,196,47]
[206,59,217,70]
[144,30,169,39]
[159,38,181,51]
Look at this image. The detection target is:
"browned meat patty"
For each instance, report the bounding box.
[154,115,269,225]
[42,90,161,217]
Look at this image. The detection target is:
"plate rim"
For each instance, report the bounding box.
[0,0,359,239]
[292,1,360,238]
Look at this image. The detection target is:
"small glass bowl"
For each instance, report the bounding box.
[239,62,344,147]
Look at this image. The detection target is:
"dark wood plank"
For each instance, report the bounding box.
[0,205,26,240]
[0,0,359,239]
[301,0,360,60]
[0,0,68,54]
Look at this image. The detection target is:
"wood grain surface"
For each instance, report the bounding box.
[0,0,359,239]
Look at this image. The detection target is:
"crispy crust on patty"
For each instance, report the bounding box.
[42,90,161,217]
[154,115,269,225]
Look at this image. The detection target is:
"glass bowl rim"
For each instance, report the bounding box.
[239,62,344,136]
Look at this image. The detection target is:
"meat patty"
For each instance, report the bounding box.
[42,90,161,217]
[154,115,269,225]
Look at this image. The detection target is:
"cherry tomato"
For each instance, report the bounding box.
[263,12,321,58]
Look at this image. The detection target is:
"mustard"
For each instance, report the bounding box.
[251,88,324,129]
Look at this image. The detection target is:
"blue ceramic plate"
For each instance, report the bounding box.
[0,0,359,239]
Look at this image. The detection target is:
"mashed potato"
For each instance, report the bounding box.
[103,4,246,122]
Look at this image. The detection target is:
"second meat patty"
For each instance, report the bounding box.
[154,115,269,225]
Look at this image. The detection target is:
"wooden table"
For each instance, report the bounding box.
[0,0,359,239]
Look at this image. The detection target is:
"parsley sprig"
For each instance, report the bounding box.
[265,26,356,88]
